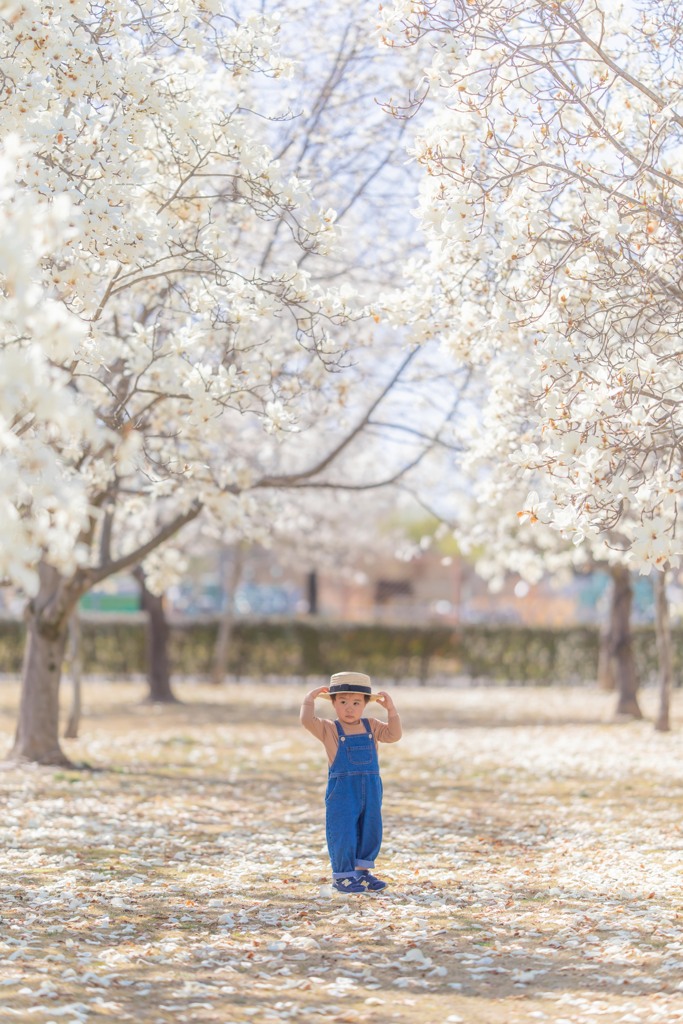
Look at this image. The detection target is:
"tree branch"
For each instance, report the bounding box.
[85,501,203,588]
[255,347,421,487]
[556,9,683,129]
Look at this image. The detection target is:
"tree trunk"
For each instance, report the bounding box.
[211,545,245,686]
[63,614,83,740]
[654,570,673,733]
[609,564,642,720]
[597,619,616,691]
[135,568,178,704]
[307,570,318,615]
[10,564,74,765]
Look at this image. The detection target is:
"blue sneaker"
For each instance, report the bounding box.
[358,870,388,892]
[332,875,370,894]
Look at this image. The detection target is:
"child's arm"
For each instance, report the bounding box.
[300,685,330,741]
[372,691,402,743]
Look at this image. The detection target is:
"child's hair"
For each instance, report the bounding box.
[331,693,370,704]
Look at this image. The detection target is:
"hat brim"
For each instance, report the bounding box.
[320,691,381,702]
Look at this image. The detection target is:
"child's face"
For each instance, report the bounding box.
[333,694,366,725]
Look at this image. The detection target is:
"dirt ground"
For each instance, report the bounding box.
[0,679,682,1024]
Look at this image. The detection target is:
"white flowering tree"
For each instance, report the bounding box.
[382,0,683,567]
[0,6,382,761]
[0,0,448,764]
[378,0,683,721]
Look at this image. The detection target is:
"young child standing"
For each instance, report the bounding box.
[300,671,402,894]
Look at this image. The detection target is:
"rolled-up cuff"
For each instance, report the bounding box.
[355,859,375,869]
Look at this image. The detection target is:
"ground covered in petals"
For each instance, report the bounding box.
[1,680,683,1024]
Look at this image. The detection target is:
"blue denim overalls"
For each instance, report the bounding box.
[325,718,383,879]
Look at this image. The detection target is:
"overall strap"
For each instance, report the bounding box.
[334,720,345,737]
[361,718,373,736]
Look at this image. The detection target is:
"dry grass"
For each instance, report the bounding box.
[0,679,683,1024]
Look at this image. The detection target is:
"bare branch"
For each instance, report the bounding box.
[255,347,422,487]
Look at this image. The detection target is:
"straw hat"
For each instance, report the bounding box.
[320,671,380,702]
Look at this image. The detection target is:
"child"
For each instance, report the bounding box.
[300,671,402,894]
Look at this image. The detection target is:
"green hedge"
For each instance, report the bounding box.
[0,616,676,684]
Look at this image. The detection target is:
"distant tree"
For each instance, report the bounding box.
[134,565,178,704]
[63,615,83,739]
[410,448,645,716]
[210,542,247,686]
[654,570,674,732]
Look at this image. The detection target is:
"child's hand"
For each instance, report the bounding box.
[305,685,329,701]
[376,691,396,713]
